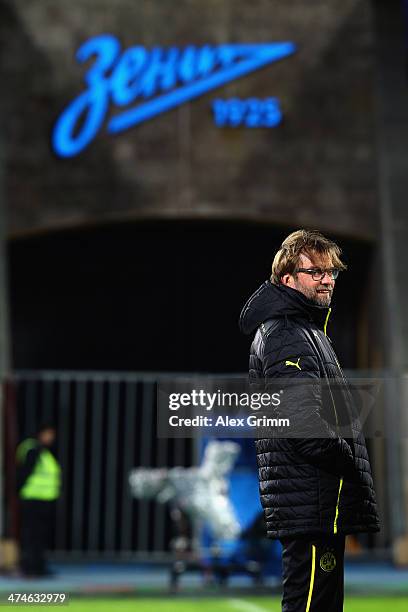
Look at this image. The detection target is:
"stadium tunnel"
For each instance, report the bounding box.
[8,220,374,373]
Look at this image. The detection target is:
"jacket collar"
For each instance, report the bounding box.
[279,283,331,328]
[239,280,332,335]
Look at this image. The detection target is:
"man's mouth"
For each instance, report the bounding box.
[316,289,331,295]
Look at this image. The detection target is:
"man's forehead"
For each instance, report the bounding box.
[299,251,333,267]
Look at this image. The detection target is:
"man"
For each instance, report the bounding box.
[239,230,379,611]
[16,423,61,577]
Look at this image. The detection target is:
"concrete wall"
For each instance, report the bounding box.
[372,0,408,560]
[0,0,378,239]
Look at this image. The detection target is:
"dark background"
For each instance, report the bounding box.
[9,221,370,371]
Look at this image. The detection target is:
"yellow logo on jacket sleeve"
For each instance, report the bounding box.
[285,358,301,370]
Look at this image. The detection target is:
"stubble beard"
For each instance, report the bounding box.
[295,282,333,307]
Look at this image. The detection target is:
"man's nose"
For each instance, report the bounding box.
[321,272,334,284]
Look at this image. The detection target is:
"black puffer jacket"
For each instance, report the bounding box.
[239,281,380,539]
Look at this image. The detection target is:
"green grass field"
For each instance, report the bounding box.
[4,597,408,611]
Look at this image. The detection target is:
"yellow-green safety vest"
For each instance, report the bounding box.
[17,438,61,501]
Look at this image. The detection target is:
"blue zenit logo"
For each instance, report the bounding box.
[52,35,296,158]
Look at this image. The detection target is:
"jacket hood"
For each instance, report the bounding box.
[239,280,331,335]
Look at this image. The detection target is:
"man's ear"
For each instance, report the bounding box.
[281,273,291,286]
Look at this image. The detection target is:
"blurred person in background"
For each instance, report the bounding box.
[16,423,61,577]
[239,230,380,611]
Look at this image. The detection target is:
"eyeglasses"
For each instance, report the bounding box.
[295,268,340,281]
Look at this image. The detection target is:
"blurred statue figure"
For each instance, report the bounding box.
[16,423,61,577]
[129,440,241,539]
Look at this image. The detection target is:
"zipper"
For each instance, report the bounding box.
[323,307,331,336]
[306,326,344,534]
[334,478,343,534]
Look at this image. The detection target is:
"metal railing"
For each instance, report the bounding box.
[4,369,404,559]
[9,371,194,560]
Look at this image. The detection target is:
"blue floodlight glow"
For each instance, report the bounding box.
[52,36,296,157]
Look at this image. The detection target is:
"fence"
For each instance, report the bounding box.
[7,371,195,560]
[3,370,405,560]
